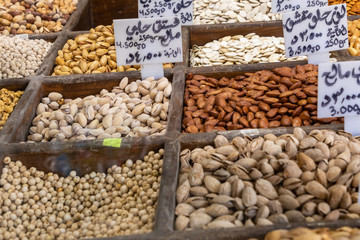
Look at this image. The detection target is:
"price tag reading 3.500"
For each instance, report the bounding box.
[318,61,360,118]
[113,17,183,66]
[272,0,327,13]
[282,4,348,58]
[138,0,193,25]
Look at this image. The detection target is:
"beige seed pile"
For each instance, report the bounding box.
[0,149,163,239]
[190,34,307,67]
[0,35,52,79]
[193,0,282,24]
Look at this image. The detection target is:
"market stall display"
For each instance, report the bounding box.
[0,0,360,240]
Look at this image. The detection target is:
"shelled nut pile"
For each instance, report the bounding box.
[193,0,281,24]
[176,128,360,230]
[183,64,343,133]
[329,0,360,15]
[27,76,172,142]
[0,149,163,239]
[0,0,78,35]
[190,34,307,67]
[0,35,52,79]
[262,226,360,240]
[52,25,173,76]
[0,88,23,130]
[348,19,360,56]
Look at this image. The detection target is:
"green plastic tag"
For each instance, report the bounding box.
[103,138,122,148]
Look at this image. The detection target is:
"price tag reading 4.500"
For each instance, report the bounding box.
[113,17,183,66]
[272,0,327,13]
[138,0,193,25]
[318,61,360,118]
[282,4,348,58]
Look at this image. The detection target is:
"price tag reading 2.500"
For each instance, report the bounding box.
[113,17,183,66]
[272,0,327,13]
[138,0,193,25]
[282,4,348,58]
[318,61,360,118]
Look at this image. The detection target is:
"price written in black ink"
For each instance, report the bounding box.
[307,0,327,8]
[276,1,300,12]
[138,0,193,25]
[287,44,320,57]
[272,0,327,13]
[125,47,181,64]
[113,17,183,66]
[282,4,348,58]
[318,62,360,118]
[328,104,360,116]
[116,19,181,48]
[283,4,346,33]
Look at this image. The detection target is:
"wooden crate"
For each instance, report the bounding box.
[1,2,360,239]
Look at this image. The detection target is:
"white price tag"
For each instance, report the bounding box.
[113,17,183,66]
[272,0,327,13]
[138,0,193,25]
[345,116,360,137]
[282,4,348,58]
[15,34,29,40]
[318,61,360,118]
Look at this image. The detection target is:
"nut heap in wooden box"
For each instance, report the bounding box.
[0,1,360,240]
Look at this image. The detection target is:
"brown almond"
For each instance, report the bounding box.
[255,111,266,119]
[266,108,278,118]
[280,115,292,126]
[278,107,288,114]
[266,90,280,97]
[279,91,294,98]
[307,97,317,104]
[292,117,302,127]
[258,117,269,128]
[186,126,199,133]
[239,117,250,128]
[269,121,281,128]
[299,111,310,120]
[263,97,279,104]
[259,102,270,111]
[250,119,259,128]
[249,106,259,113]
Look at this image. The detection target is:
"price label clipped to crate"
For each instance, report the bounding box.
[113,17,183,79]
[138,0,193,25]
[103,138,122,148]
[318,61,360,136]
[272,0,327,13]
[282,4,348,64]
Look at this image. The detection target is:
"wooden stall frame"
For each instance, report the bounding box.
[1,3,360,239]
